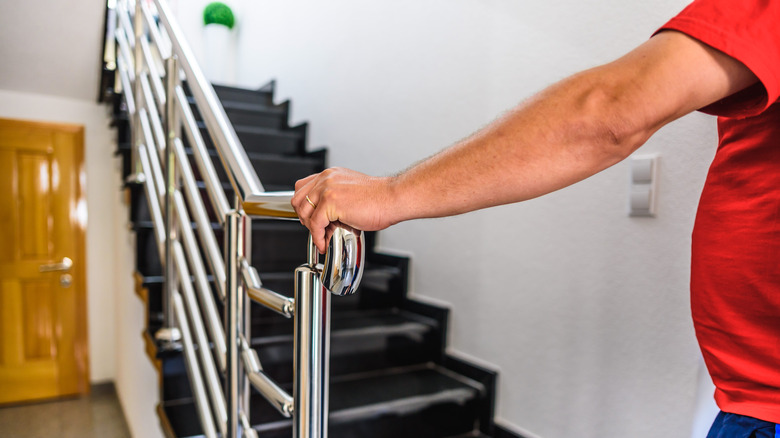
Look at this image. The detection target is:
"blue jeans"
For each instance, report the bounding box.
[708,411,780,438]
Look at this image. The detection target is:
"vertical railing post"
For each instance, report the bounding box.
[225,210,241,438]
[293,236,331,438]
[155,54,182,346]
[240,214,253,431]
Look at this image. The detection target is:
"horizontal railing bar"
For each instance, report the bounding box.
[174,137,227,301]
[116,56,136,115]
[174,85,230,225]
[116,0,135,49]
[139,72,166,153]
[139,109,165,203]
[137,144,166,268]
[173,241,227,436]
[173,291,219,438]
[174,190,227,372]
[153,0,266,206]
[115,26,135,82]
[240,259,294,318]
[242,192,298,219]
[140,0,171,59]
[139,37,166,108]
[240,335,293,417]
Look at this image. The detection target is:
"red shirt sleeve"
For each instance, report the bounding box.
[656,0,780,118]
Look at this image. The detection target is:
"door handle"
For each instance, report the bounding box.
[39,257,73,273]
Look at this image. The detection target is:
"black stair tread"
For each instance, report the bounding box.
[196,121,302,140]
[212,86,275,109]
[329,365,483,418]
[251,308,438,346]
[187,95,285,115]
[161,365,483,438]
[249,364,484,427]
[186,145,320,164]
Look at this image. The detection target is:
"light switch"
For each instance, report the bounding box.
[629,154,658,217]
[630,187,652,213]
[631,157,654,184]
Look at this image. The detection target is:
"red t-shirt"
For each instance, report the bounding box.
[659,0,780,423]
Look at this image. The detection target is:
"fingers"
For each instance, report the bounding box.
[291,175,319,222]
[309,207,333,253]
[292,171,333,253]
[294,173,317,191]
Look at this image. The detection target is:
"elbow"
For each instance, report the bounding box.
[575,82,655,167]
[601,116,650,163]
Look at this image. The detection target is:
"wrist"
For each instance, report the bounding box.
[383,175,408,227]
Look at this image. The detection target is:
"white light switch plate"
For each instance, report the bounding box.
[629,154,659,217]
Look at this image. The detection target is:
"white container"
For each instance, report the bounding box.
[203,24,235,85]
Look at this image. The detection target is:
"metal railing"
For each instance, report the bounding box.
[108,1,365,436]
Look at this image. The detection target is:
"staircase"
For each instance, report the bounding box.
[113,81,518,438]
[102,1,521,437]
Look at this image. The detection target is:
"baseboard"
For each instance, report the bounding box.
[495,423,528,438]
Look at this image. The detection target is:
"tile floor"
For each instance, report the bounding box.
[0,383,132,438]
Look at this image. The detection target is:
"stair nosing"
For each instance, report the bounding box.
[196,121,301,138]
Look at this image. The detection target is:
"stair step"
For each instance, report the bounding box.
[213,83,275,108]
[192,121,306,160]
[253,308,436,346]
[187,95,289,130]
[129,141,323,222]
[250,308,440,383]
[162,365,483,438]
[249,263,402,304]
[132,217,401,299]
[255,365,483,438]
[132,219,310,277]
[185,143,323,191]
[225,101,290,129]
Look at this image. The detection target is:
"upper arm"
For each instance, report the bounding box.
[595,30,758,144]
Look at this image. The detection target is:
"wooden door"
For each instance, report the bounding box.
[0,118,89,404]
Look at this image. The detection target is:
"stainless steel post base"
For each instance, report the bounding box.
[155,326,183,350]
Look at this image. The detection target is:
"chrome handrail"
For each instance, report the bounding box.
[110,0,366,437]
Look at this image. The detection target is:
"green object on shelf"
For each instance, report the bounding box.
[203,2,235,29]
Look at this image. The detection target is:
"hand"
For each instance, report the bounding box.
[291,168,399,253]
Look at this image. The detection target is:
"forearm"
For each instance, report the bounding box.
[387,68,650,224]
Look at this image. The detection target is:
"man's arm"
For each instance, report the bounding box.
[292,31,757,252]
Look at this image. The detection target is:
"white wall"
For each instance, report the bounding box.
[173,1,718,437]
[112,171,165,438]
[0,89,118,384]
